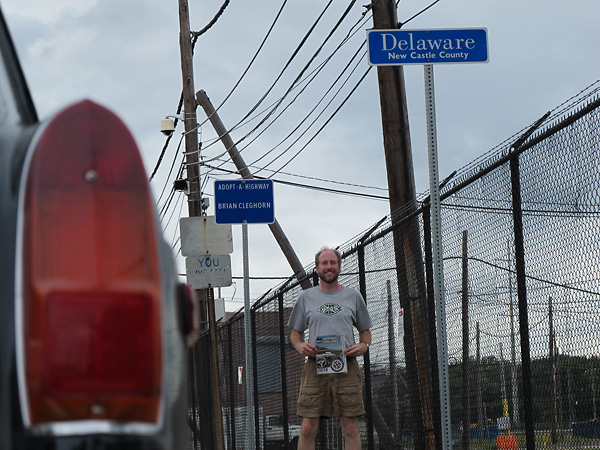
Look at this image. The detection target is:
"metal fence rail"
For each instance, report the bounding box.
[188,82,600,450]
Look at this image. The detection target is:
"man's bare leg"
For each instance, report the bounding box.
[298,417,319,450]
[340,415,361,450]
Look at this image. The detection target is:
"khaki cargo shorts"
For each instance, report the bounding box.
[297,357,365,418]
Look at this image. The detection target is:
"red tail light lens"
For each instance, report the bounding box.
[19,100,162,424]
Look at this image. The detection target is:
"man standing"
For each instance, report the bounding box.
[288,247,372,450]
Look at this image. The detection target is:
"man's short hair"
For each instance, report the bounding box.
[315,246,342,267]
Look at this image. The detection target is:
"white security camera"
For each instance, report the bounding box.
[160,114,183,136]
[160,118,175,137]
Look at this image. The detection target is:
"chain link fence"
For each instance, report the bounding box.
[188,82,600,450]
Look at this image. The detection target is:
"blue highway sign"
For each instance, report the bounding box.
[214,179,275,224]
[367,28,488,66]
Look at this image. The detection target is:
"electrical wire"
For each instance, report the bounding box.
[196,0,290,121]
[209,2,371,175]
[243,163,388,192]
[257,2,441,176]
[204,1,443,180]
[226,0,335,132]
[201,163,389,200]
[246,27,369,173]
[270,64,372,176]
[151,0,445,226]
[228,1,357,158]
[191,0,231,39]
[156,134,185,209]
[149,92,183,182]
[153,2,369,193]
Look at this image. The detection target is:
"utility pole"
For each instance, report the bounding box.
[370,2,435,450]
[178,0,201,217]
[178,1,224,449]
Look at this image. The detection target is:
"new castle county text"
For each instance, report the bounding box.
[378,32,477,61]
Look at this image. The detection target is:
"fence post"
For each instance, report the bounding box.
[277,293,292,448]
[509,149,535,450]
[190,337,216,448]
[251,308,261,450]
[387,280,400,442]
[461,231,470,450]
[188,347,199,449]
[358,245,375,450]
[227,323,236,450]
[422,201,443,450]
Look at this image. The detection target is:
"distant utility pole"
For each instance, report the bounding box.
[177,1,225,450]
[370,2,435,450]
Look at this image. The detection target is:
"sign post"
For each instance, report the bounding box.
[367,27,488,450]
[214,179,275,450]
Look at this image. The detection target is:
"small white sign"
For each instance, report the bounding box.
[497,416,510,430]
[180,216,233,256]
[214,297,225,322]
[395,309,405,339]
[185,254,232,288]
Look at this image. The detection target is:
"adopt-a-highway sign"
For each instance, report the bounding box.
[214,179,274,224]
[367,28,488,66]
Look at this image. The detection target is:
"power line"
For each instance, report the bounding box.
[201,163,389,200]
[151,0,444,224]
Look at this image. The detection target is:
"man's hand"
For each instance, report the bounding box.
[344,329,371,357]
[295,341,318,357]
[344,342,369,357]
[290,329,318,357]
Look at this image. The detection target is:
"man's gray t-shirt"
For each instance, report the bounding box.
[288,286,372,348]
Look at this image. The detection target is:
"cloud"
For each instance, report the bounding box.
[3,0,599,308]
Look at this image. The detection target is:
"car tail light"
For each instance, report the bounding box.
[18,100,162,425]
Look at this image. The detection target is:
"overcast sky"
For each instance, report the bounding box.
[3,0,599,310]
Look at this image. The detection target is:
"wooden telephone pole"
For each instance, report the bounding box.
[178,0,201,218]
[370,1,436,450]
[177,1,225,449]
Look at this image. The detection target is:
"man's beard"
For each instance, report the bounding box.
[319,271,338,284]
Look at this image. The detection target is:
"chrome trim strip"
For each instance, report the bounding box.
[25,420,161,437]
[14,110,49,428]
